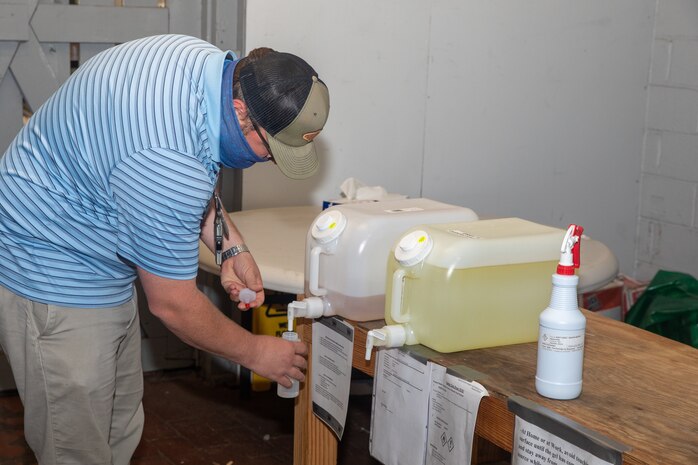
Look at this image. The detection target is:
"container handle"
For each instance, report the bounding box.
[308,246,327,296]
[390,269,410,323]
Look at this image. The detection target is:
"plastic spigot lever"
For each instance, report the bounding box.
[365,329,387,361]
[286,297,327,332]
[287,301,305,332]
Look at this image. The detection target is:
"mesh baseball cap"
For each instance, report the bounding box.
[239,51,330,179]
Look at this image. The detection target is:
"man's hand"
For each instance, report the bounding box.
[220,252,265,310]
[246,334,308,387]
[137,268,303,385]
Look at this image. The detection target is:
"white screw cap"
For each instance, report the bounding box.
[311,210,347,244]
[394,230,433,266]
[239,288,256,304]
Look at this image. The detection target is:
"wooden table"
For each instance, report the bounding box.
[293,311,698,465]
[195,206,692,464]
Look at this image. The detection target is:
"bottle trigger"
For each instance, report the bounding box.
[557,224,583,275]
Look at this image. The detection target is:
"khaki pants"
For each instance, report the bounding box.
[0,285,144,465]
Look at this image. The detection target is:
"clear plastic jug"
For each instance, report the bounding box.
[382,218,566,352]
[304,198,478,321]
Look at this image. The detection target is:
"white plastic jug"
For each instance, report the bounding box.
[303,198,478,321]
[367,218,566,357]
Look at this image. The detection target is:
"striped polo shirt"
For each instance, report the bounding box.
[0,35,229,308]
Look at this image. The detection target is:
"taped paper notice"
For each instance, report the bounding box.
[370,348,431,465]
[509,396,627,465]
[426,364,488,465]
[513,417,614,465]
[311,317,354,439]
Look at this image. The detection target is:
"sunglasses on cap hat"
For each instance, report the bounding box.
[251,120,275,164]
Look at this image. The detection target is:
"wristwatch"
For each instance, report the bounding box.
[221,244,250,264]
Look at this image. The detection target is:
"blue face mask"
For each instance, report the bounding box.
[219,59,269,169]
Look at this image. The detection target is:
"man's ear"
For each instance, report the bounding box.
[232,99,247,117]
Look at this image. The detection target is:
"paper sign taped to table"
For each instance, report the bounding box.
[312,317,354,439]
[370,348,431,465]
[512,417,615,465]
[426,364,488,465]
[370,349,489,465]
[509,396,627,465]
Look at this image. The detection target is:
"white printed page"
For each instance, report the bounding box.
[370,348,431,465]
[512,416,615,465]
[311,318,354,439]
[426,364,489,465]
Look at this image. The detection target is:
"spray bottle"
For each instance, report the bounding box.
[535,224,586,400]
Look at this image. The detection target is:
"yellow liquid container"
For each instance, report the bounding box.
[375,218,565,355]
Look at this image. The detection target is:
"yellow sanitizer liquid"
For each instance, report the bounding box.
[386,260,558,353]
[383,218,566,354]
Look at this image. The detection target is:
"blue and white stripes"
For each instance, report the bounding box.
[0,35,226,307]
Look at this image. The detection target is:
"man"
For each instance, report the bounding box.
[0,34,329,464]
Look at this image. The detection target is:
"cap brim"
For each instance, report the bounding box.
[267,135,320,180]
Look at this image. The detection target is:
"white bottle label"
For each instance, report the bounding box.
[539,328,584,353]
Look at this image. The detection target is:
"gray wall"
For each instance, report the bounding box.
[636,0,698,281]
[242,0,656,277]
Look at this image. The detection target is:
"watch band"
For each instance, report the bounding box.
[220,243,250,264]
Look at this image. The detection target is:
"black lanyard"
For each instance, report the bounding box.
[213,192,229,265]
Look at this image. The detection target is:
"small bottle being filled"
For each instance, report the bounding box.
[277,331,300,398]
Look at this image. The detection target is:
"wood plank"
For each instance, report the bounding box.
[0,42,18,83]
[77,0,117,65]
[122,0,162,6]
[0,71,23,155]
[9,32,60,112]
[40,42,70,85]
[166,0,203,43]
[31,4,168,43]
[471,435,510,464]
[294,319,338,465]
[211,0,241,50]
[350,320,380,377]
[0,3,29,41]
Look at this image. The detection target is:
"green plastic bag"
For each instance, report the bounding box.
[625,270,698,348]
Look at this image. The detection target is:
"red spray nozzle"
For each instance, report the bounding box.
[557,224,584,275]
